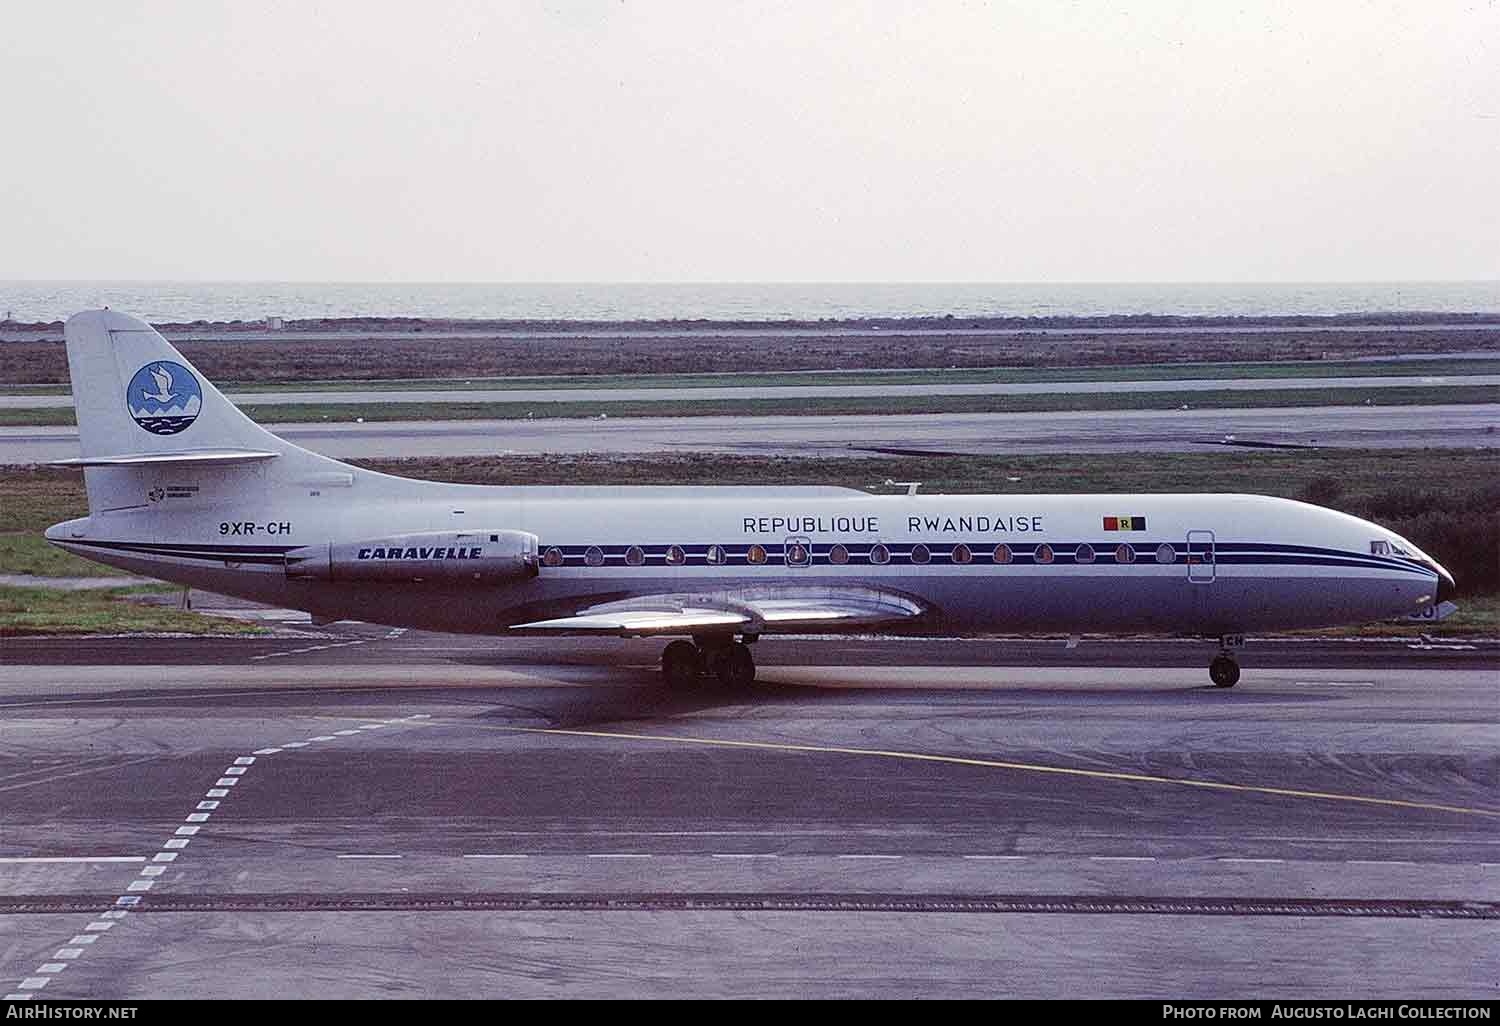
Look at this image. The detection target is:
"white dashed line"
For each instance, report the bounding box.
[336,854,402,860]
[1218,857,1286,864]
[963,855,1028,861]
[463,854,530,859]
[709,853,780,859]
[1090,856,1157,862]
[837,854,902,860]
[6,712,435,999]
[1292,681,1375,688]
[587,854,653,859]
[1346,859,1417,866]
[0,856,144,864]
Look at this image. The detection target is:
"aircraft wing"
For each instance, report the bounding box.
[511,586,925,636]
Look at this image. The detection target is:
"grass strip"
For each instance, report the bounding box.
[3,384,1495,427]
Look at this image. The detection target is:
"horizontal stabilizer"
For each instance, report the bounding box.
[51,449,281,468]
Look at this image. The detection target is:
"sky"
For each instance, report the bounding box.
[2,1,1497,282]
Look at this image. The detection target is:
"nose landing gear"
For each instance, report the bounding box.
[660,636,757,690]
[1209,634,1244,687]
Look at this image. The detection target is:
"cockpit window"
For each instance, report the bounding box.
[1370,540,1390,556]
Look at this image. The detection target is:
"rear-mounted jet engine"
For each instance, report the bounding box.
[285,530,539,583]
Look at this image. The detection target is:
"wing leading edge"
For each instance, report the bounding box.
[511,586,925,636]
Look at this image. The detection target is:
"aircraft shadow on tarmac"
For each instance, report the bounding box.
[446,667,1335,733]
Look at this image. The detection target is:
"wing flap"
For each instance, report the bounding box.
[511,587,924,636]
[513,608,749,635]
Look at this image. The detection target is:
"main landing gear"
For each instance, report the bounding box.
[661,636,757,690]
[1209,634,1244,688]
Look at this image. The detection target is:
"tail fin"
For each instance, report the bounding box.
[66,309,293,458]
[61,309,351,513]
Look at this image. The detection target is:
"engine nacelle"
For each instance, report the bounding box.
[285,530,539,583]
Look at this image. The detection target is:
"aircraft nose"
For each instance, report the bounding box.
[1433,562,1457,603]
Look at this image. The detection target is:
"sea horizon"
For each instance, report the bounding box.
[3,279,1498,324]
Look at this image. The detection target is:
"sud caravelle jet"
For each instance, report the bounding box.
[47,309,1457,688]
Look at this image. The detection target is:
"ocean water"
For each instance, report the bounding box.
[2,281,1498,324]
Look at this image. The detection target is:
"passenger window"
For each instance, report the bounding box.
[625,545,645,566]
[1033,544,1054,565]
[786,541,810,567]
[585,546,604,567]
[1074,543,1095,564]
[1114,543,1136,564]
[829,544,850,565]
[1155,543,1176,564]
[706,544,726,565]
[869,543,890,565]
[665,545,686,566]
[542,546,564,567]
[747,544,767,565]
[992,544,1013,565]
[950,543,972,564]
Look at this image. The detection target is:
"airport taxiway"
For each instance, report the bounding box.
[5,372,1496,409]
[1,631,1495,998]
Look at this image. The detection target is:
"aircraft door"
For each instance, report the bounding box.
[1187,530,1215,583]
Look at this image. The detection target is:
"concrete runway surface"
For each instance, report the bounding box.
[1,630,1495,999]
[4,403,1497,463]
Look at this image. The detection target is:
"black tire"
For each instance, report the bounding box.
[717,642,756,689]
[1209,655,1240,688]
[662,640,703,689]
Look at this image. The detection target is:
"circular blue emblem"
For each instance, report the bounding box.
[126,361,203,435]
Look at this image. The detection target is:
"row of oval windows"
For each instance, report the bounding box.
[541,542,1182,568]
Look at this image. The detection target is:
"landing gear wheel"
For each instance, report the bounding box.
[1209,655,1240,688]
[716,642,756,690]
[662,640,703,689]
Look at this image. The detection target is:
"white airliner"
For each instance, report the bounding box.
[46,309,1455,688]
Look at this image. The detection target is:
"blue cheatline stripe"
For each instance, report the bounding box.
[539,539,1437,576]
[72,538,1438,579]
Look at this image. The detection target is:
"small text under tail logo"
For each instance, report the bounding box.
[127,361,202,435]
